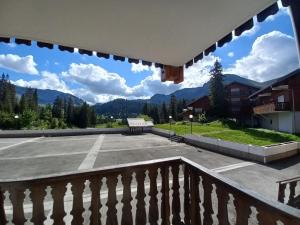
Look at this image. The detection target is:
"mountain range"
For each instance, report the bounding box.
[15,74,271,115]
[93,74,271,115]
[15,85,84,105]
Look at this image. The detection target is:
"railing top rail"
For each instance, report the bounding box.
[181,157,300,221]
[277,176,300,184]
[0,156,181,185]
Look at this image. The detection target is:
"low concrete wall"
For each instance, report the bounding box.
[0,128,129,138]
[151,128,174,138]
[183,134,299,163]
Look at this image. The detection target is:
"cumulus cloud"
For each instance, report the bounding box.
[0,54,38,75]
[58,54,222,104]
[182,55,220,88]
[131,63,150,73]
[62,63,131,96]
[13,71,70,93]
[226,31,299,82]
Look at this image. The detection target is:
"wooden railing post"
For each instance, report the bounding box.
[202,176,213,225]
[70,179,85,225]
[288,181,297,206]
[106,174,118,225]
[215,185,229,225]
[149,167,159,225]
[183,164,191,225]
[278,183,286,203]
[234,193,251,225]
[0,187,7,225]
[51,182,67,225]
[90,177,102,225]
[171,164,181,225]
[189,168,201,225]
[135,169,146,225]
[121,172,133,225]
[161,166,170,225]
[10,187,26,225]
[30,185,47,225]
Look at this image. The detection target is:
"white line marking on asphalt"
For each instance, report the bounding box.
[78,135,105,171]
[29,137,98,143]
[0,137,43,152]
[211,162,256,173]
[99,144,183,153]
[0,151,89,160]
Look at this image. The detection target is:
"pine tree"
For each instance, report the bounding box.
[66,98,74,125]
[161,102,168,123]
[78,102,89,128]
[52,97,64,119]
[209,60,227,118]
[0,74,17,114]
[90,107,97,127]
[142,103,149,115]
[169,95,177,121]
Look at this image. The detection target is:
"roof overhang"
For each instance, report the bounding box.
[0,0,280,67]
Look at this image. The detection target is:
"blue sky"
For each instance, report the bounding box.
[0,3,299,104]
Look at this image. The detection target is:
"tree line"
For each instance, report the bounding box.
[141,96,187,124]
[0,73,97,129]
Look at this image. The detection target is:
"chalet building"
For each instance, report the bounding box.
[250,68,300,134]
[186,82,259,122]
[187,96,210,114]
[225,82,260,120]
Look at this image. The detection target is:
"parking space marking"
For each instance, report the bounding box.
[211,162,256,173]
[99,143,183,153]
[78,135,105,170]
[0,151,88,160]
[29,137,98,143]
[0,137,43,152]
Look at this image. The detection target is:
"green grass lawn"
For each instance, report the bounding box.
[155,121,300,146]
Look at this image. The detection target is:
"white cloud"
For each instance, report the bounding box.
[58,54,222,104]
[0,54,38,75]
[13,71,70,93]
[182,55,220,88]
[131,63,150,73]
[62,63,131,96]
[226,31,299,82]
[228,52,234,58]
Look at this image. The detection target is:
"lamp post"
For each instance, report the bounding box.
[183,108,188,134]
[189,114,193,134]
[110,116,114,128]
[169,115,172,140]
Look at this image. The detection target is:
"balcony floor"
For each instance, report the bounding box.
[0,133,299,204]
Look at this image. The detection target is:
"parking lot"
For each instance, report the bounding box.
[0,133,299,202]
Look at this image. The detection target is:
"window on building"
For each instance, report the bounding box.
[231,88,240,93]
[277,95,284,103]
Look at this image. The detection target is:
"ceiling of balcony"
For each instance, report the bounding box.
[0,0,277,66]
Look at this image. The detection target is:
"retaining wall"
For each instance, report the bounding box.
[0,128,129,138]
[183,134,299,163]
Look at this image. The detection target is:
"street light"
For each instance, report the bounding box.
[110,116,114,128]
[14,115,19,119]
[169,115,172,140]
[189,114,193,134]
